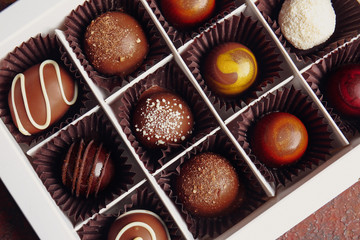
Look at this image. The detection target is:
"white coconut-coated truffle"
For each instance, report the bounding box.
[278,0,336,50]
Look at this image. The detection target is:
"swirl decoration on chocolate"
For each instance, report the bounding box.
[203,42,258,96]
[114,222,156,240]
[10,60,78,136]
[107,210,170,240]
[216,47,257,86]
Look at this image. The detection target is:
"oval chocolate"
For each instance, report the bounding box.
[8,59,78,136]
[107,210,170,240]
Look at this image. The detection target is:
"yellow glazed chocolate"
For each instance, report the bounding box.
[202,42,258,96]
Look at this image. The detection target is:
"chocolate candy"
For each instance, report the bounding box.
[202,42,258,97]
[132,86,194,149]
[325,64,360,118]
[278,0,336,50]
[160,0,215,30]
[8,59,78,136]
[84,11,149,77]
[250,112,308,168]
[61,139,114,198]
[107,209,170,240]
[176,152,242,217]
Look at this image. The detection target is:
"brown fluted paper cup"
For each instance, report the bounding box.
[65,0,170,92]
[33,112,135,223]
[233,86,333,186]
[158,133,268,239]
[256,0,360,62]
[0,34,90,145]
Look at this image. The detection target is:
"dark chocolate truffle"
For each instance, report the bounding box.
[83,11,149,77]
[176,152,242,217]
[132,86,194,149]
[107,209,170,240]
[250,112,308,168]
[8,59,78,136]
[202,42,258,97]
[160,0,215,30]
[325,64,360,118]
[61,139,114,198]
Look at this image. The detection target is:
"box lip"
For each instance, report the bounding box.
[0,120,80,240]
[0,0,86,59]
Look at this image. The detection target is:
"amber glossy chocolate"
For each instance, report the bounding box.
[8,59,78,136]
[251,112,308,168]
[176,152,242,217]
[202,42,258,97]
[61,139,114,198]
[160,0,215,30]
[107,210,170,240]
[325,64,360,118]
[84,11,149,77]
[132,86,194,149]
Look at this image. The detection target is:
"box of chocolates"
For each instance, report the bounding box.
[0,0,360,239]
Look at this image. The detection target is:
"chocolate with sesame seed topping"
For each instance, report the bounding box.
[132,86,194,149]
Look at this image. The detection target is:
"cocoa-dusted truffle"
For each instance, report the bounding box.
[8,59,78,136]
[61,139,114,198]
[176,152,243,217]
[278,0,336,50]
[160,0,215,30]
[132,86,194,149]
[325,64,360,118]
[107,209,170,240]
[202,42,258,97]
[250,112,308,168]
[83,11,149,77]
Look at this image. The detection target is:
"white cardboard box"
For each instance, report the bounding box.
[1,0,360,239]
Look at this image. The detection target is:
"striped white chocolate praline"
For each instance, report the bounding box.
[10,59,78,136]
[108,209,171,240]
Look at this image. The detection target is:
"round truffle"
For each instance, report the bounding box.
[250,112,308,168]
[176,152,243,217]
[61,139,115,198]
[8,59,78,136]
[202,42,258,97]
[160,0,215,30]
[325,64,360,118]
[132,86,194,149]
[83,11,149,76]
[107,209,170,240]
[278,0,336,50]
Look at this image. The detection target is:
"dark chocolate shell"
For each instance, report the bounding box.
[61,139,114,198]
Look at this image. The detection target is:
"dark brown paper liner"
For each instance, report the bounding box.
[183,13,282,112]
[32,112,135,223]
[256,0,360,62]
[303,37,360,136]
[145,0,237,48]
[0,34,91,145]
[77,187,181,240]
[233,86,333,186]
[158,133,268,239]
[64,0,170,92]
[115,61,218,173]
